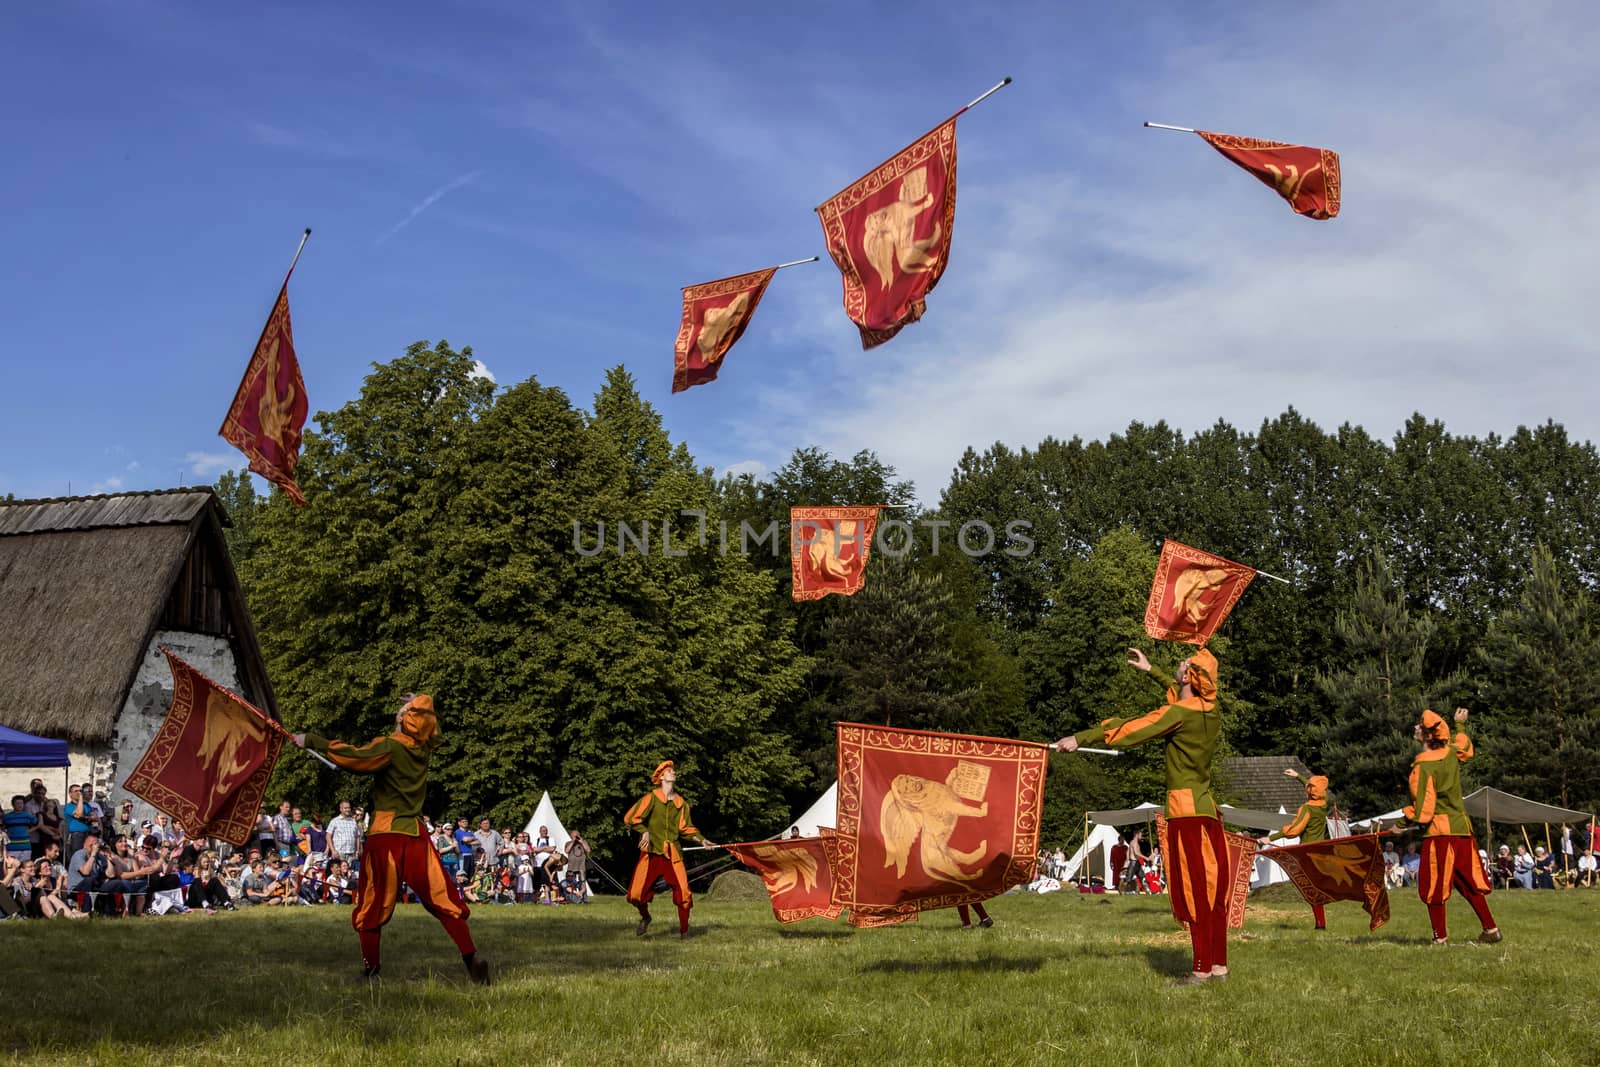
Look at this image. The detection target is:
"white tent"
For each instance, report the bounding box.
[1062,821,1127,885]
[522,791,571,854]
[1250,806,1292,888]
[781,782,838,838]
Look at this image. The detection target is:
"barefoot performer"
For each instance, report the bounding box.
[1405,707,1501,946]
[624,760,716,940]
[1054,647,1230,983]
[292,694,490,984]
[1259,768,1331,929]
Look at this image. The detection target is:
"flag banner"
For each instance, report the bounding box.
[219,280,310,505]
[817,118,957,349]
[672,267,777,394]
[833,722,1048,925]
[724,836,844,923]
[1197,131,1341,220]
[1156,813,1257,930]
[1143,540,1257,645]
[791,506,881,601]
[1261,834,1391,931]
[123,649,286,847]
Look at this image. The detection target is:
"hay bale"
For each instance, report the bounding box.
[706,869,769,901]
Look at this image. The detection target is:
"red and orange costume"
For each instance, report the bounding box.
[624,760,709,938]
[1073,650,1228,979]
[1269,774,1330,928]
[1404,710,1499,944]
[305,695,488,982]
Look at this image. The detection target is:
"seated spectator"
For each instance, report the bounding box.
[1493,845,1515,889]
[99,834,152,916]
[540,853,568,903]
[66,831,110,912]
[1512,844,1535,889]
[325,860,353,905]
[1533,845,1556,889]
[1577,848,1598,888]
[1401,843,1422,886]
[1,854,30,918]
[240,859,279,905]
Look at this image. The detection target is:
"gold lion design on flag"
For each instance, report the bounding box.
[862,166,943,291]
[753,844,821,896]
[196,689,269,803]
[806,521,860,582]
[1174,567,1231,628]
[879,770,989,885]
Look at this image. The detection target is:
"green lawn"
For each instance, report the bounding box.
[4,886,1598,1066]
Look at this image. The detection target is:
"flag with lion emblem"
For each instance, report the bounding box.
[122,648,286,847]
[723,837,844,923]
[1196,130,1341,220]
[832,723,1047,925]
[791,506,880,601]
[1260,834,1391,931]
[1143,540,1257,645]
[672,266,777,393]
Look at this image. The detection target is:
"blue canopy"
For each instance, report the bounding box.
[0,724,70,768]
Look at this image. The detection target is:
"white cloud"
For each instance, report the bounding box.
[469,360,498,384]
[89,477,124,494]
[126,460,140,472]
[185,451,235,478]
[719,459,767,481]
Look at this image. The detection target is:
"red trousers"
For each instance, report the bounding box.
[1418,836,1495,940]
[628,850,692,933]
[956,901,990,926]
[352,832,475,970]
[1167,816,1228,972]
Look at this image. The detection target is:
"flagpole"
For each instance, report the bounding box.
[1254,569,1293,586]
[956,76,1013,117]
[773,256,819,271]
[283,227,312,284]
[1143,122,1196,133]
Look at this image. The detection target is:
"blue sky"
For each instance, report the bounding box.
[3,1,1596,503]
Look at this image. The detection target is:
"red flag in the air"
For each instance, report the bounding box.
[672,267,777,393]
[1156,813,1258,930]
[219,272,310,505]
[791,506,881,601]
[122,649,286,847]
[1143,540,1257,646]
[1197,131,1341,220]
[724,837,844,923]
[832,722,1048,926]
[817,118,957,349]
[1260,834,1391,931]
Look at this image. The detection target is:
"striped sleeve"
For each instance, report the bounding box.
[305,733,393,774]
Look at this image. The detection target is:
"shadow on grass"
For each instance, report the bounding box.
[777,927,853,940]
[861,955,1045,974]
[1142,947,1193,977]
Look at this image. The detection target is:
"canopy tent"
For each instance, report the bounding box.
[522,791,571,854]
[1086,803,1288,832]
[1465,787,1592,826]
[0,723,70,767]
[1083,802,1289,888]
[781,782,838,838]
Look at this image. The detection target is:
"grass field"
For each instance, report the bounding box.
[4,885,1598,1066]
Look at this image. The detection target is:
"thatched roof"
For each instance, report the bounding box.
[0,488,277,741]
[1220,755,1314,813]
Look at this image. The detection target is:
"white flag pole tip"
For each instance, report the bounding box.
[1144,122,1196,133]
[959,77,1013,114]
[774,256,820,271]
[1254,569,1293,586]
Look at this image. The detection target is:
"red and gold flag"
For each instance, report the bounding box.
[791,506,880,601]
[817,119,957,349]
[1156,813,1257,930]
[1143,540,1257,646]
[1197,131,1341,220]
[1260,834,1391,931]
[672,267,777,394]
[832,723,1048,925]
[122,648,286,847]
[219,278,310,505]
[724,836,844,923]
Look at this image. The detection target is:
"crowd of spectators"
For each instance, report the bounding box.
[1,778,594,922]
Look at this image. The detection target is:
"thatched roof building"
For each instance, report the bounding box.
[0,488,276,804]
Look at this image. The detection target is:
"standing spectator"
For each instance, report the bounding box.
[327,801,363,872]
[302,813,329,869]
[531,825,555,867]
[79,784,105,839]
[566,831,591,899]
[63,784,93,859]
[433,820,459,881]
[24,779,63,860]
[1560,825,1578,879]
[114,799,136,842]
[252,807,277,858]
[473,818,503,876]
[272,801,294,859]
[5,796,37,864]
[453,817,478,880]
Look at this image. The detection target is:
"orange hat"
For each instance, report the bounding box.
[1186,649,1219,705]
[651,760,675,784]
[1419,708,1448,742]
[1306,775,1329,801]
[398,694,439,747]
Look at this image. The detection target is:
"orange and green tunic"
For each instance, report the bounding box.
[1405,725,1475,837]
[305,731,439,837]
[623,788,703,906]
[1270,776,1329,843]
[1073,676,1222,820]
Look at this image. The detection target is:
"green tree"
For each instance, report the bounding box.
[1476,545,1600,811]
[213,468,262,564]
